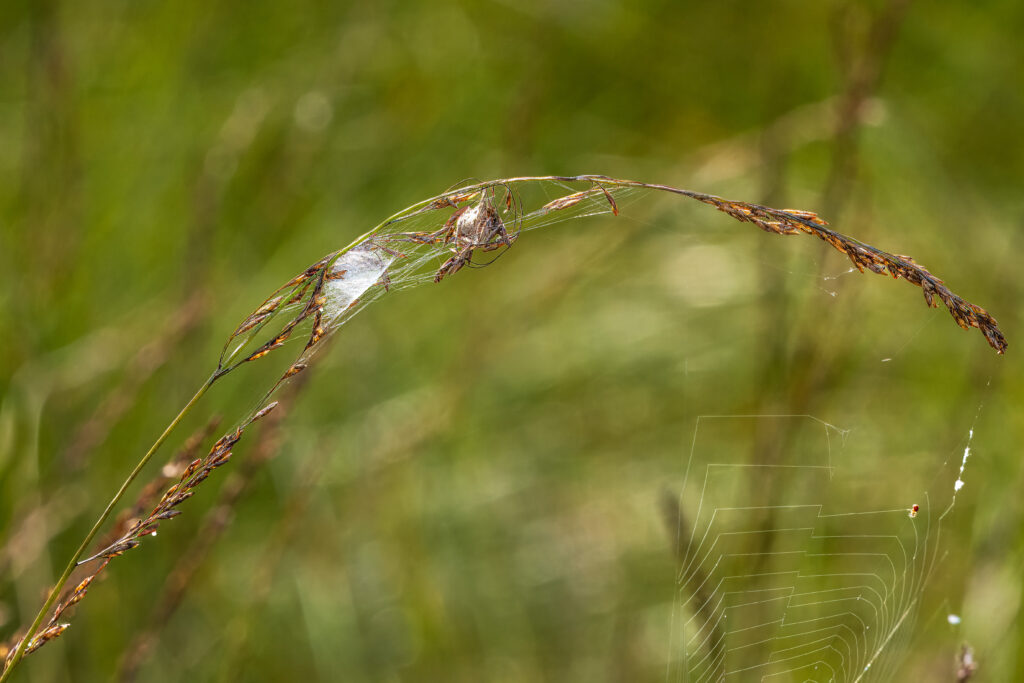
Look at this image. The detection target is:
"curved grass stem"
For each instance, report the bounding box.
[0,375,218,682]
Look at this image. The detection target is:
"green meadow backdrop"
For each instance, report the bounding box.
[1,1,1022,681]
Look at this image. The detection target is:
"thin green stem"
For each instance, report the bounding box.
[0,375,217,682]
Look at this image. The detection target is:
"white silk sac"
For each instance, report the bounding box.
[322,246,394,325]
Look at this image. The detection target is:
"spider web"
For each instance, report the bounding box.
[665,410,976,683]
[205,176,994,680]
[221,177,651,405]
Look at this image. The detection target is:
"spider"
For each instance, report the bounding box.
[400,192,519,282]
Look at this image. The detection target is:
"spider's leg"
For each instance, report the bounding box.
[478,227,517,252]
[434,247,473,283]
[494,220,517,248]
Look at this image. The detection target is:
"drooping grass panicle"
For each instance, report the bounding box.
[686,190,1007,353]
[80,403,278,568]
[2,418,218,669]
[217,175,1005,395]
[117,378,299,682]
[1,172,1006,682]
[0,409,282,671]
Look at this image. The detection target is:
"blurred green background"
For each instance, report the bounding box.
[1,0,1022,681]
